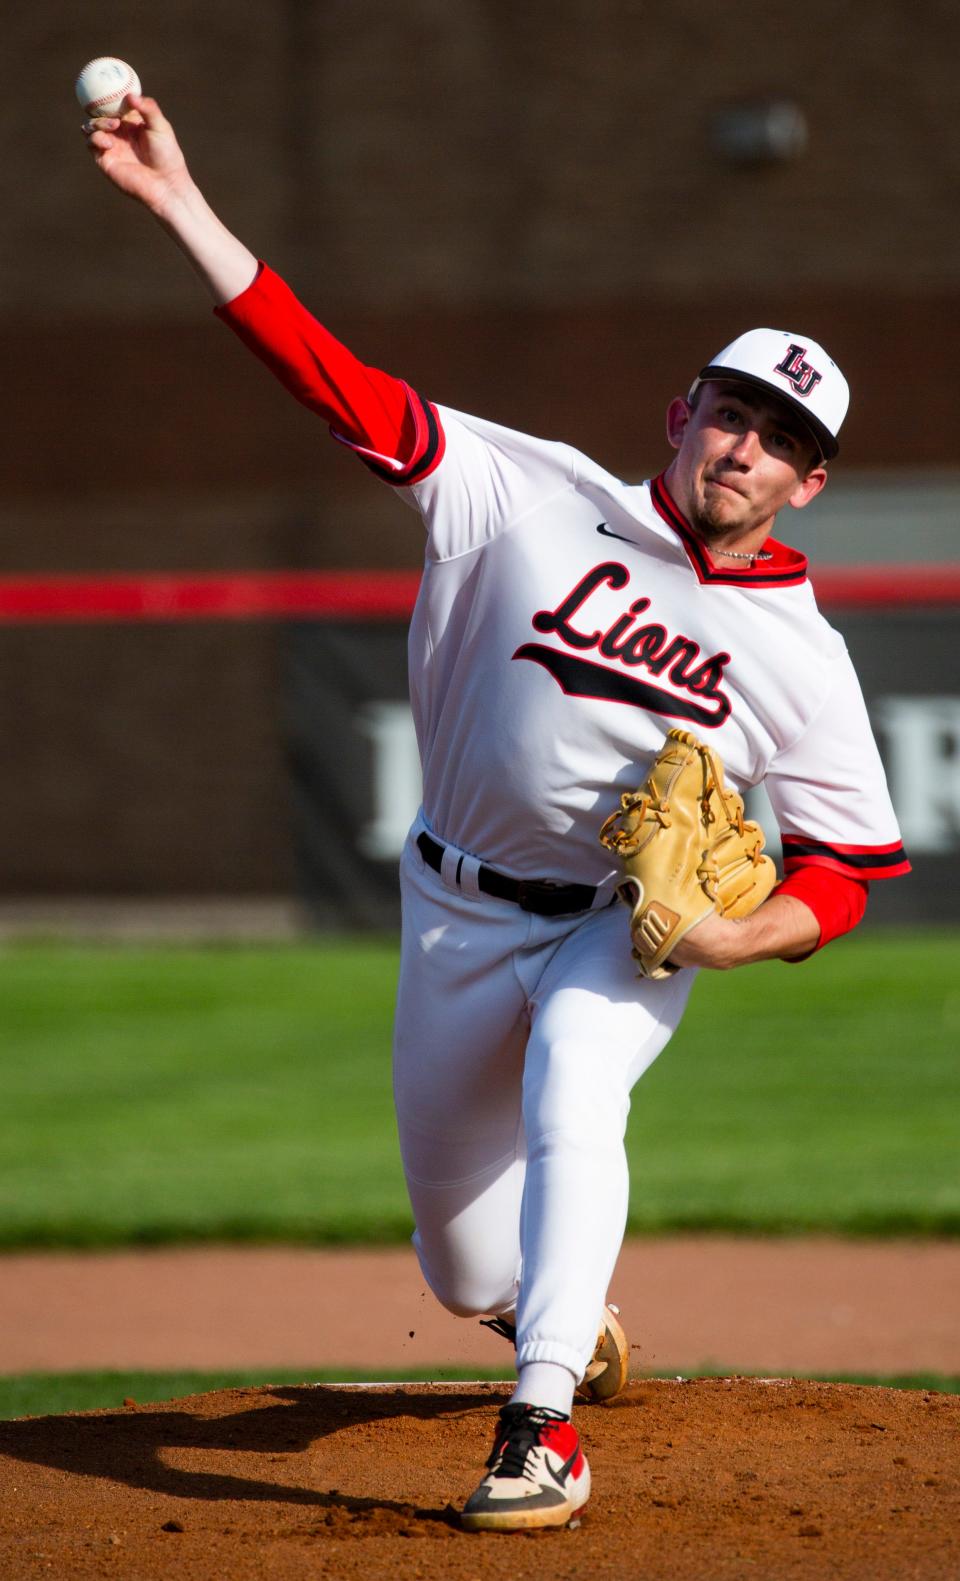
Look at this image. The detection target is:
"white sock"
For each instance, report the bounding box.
[510,1361,577,1418]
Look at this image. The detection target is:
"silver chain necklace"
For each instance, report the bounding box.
[716,547,773,562]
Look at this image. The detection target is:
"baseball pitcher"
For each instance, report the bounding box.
[84,91,909,1532]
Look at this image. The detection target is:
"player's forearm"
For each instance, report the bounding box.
[152,179,258,305]
[721,892,821,964]
[670,892,820,971]
[215,263,418,457]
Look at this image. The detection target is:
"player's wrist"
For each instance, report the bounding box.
[668,912,742,971]
[150,171,203,225]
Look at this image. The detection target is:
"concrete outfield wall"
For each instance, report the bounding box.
[0,621,292,896]
[8,0,960,316]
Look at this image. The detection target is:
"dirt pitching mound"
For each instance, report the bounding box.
[1,1378,956,1580]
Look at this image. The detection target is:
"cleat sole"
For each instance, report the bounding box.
[577,1304,629,1402]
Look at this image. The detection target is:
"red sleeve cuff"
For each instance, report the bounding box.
[781,833,909,881]
[776,865,869,959]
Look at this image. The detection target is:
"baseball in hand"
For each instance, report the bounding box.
[75,57,142,118]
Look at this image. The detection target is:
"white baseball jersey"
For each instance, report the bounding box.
[354,404,907,888]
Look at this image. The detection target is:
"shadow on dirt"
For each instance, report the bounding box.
[0,1385,502,1524]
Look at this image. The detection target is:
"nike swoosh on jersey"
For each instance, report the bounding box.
[596,522,637,546]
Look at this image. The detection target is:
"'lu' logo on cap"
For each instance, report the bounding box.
[772,345,823,400]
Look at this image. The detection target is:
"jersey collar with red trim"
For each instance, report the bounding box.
[650,472,809,588]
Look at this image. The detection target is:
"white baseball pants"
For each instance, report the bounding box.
[393,817,695,1383]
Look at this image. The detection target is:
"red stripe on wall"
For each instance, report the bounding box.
[0,571,422,623]
[811,565,960,606]
[0,564,957,623]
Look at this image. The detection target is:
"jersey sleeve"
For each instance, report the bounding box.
[214,262,443,485]
[764,646,910,882]
[408,406,579,561]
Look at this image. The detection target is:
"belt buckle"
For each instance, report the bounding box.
[516,877,565,914]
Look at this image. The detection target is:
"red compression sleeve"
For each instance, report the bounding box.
[776,866,869,959]
[215,262,440,477]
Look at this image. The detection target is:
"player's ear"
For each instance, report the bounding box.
[787,463,828,510]
[665,397,692,451]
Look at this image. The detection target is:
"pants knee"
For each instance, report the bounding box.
[432,1287,490,1319]
[413,1230,519,1319]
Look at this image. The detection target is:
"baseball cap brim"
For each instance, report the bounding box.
[693,365,840,462]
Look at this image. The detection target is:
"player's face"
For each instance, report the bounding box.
[663,382,828,545]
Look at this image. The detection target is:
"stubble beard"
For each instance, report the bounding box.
[688,484,748,543]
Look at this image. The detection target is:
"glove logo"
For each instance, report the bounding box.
[515,560,732,728]
[773,344,822,399]
[635,903,680,956]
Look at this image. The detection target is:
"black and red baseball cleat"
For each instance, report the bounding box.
[460,1403,590,1531]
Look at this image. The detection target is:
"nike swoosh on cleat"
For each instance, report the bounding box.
[546,1447,582,1490]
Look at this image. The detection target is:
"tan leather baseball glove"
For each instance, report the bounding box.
[598,728,777,978]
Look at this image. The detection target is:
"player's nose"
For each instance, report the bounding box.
[726,426,761,466]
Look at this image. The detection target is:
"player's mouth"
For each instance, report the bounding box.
[704,476,746,499]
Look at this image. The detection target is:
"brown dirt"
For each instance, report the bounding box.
[3,1239,959,1377]
[1,1378,957,1580]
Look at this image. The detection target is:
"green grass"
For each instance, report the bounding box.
[0,929,957,1244]
[0,1369,506,1421]
[625,926,960,1233]
[0,940,407,1245]
[2,1369,956,1421]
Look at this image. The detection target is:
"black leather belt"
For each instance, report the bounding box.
[416,831,597,917]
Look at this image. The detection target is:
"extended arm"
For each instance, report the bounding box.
[84,96,424,465]
[84,95,257,303]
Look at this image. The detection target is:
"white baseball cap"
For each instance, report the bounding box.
[689,328,849,460]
